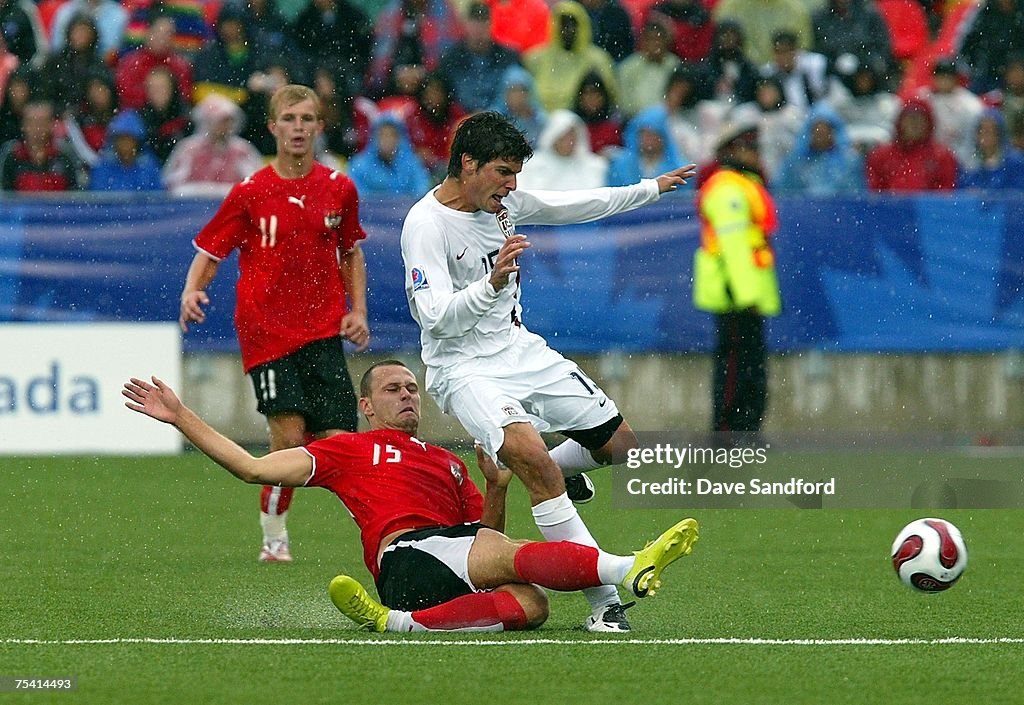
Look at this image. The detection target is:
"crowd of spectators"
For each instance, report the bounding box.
[2,0,1024,194]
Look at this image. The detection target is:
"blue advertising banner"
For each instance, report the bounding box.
[1,192,1022,353]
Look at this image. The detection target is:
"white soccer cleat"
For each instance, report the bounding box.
[259,538,293,563]
[584,602,634,633]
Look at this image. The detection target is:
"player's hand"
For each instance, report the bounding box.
[476,445,512,489]
[122,376,182,425]
[340,310,370,352]
[656,164,698,193]
[179,290,209,332]
[488,234,530,291]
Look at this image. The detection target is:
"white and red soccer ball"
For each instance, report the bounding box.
[891,518,968,592]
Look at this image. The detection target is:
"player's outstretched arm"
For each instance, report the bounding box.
[179,252,219,332]
[122,376,313,487]
[655,164,698,193]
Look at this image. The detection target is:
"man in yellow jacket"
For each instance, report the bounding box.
[694,116,782,437]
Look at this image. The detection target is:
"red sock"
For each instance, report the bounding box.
[411,591,528,631]
[259,433,312,514]
[513,541,602,591]
[260,485,294,514]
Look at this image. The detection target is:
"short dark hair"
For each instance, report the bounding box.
[447,111,533,177]
[359,359,411,398]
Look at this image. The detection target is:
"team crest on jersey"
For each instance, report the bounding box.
[450,462,464,485]
[411,267,430,291]
[496,208,514,239]
[324,211,343,228]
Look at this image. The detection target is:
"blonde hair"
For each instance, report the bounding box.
[268,84,321,121]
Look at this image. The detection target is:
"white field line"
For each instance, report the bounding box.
[3,637,1024,647]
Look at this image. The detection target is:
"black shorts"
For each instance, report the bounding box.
[248,336,358,434]
[375,523,486,611]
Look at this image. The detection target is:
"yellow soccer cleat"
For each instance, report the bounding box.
[623,518,699,598]
[329,575,389,632]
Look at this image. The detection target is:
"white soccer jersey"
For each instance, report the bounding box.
[401,181,661,367]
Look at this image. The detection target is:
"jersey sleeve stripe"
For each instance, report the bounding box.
[192,240,225,262]
[300,447,317,486]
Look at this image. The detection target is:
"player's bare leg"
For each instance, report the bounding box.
[589,420,638,465]
[465,525,697,599]
[331,524,698,632]
[259,413,307,562]
[330,574,547,632]
[496,422,566,504]
[497,422,627,629]
[464,528,533,586]
[551,420,639,503]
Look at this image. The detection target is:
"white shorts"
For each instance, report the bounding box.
[426,329,620,459]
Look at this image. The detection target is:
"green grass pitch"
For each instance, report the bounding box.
[1,453,1021,704]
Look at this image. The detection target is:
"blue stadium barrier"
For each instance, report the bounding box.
[1,192,1022,353]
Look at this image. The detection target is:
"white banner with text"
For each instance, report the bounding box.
[0,323,182,454]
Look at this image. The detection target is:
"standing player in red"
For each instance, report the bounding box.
[178,84,370,563]
[123,361,699,632]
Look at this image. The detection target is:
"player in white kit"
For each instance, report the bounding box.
[401,111,695,631]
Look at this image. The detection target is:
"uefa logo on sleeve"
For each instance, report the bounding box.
[411,267,430,291]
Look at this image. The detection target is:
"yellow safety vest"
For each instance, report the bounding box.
[693,169,782,315]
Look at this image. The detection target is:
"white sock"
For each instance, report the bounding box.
[549,439,602,477]
[388,611,505,633]
[260,511,288,543]
[386,610,413,632]
[531,494,621,610]
[597,551,634,586]
[531,493,591,543]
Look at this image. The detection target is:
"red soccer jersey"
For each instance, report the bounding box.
[303,429,485,579]
[193,163,366,371]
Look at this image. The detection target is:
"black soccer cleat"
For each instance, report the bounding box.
[565,473,595,504]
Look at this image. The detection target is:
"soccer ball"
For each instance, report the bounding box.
[891,518,967,592]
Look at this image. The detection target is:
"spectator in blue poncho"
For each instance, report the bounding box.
[88,109,163,192]
[436,2,521,113]
[957,107,1024,191]
[488,65,547,147]
[606,104,685,186]
[347,112,430,196]
[774,103,864,194]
